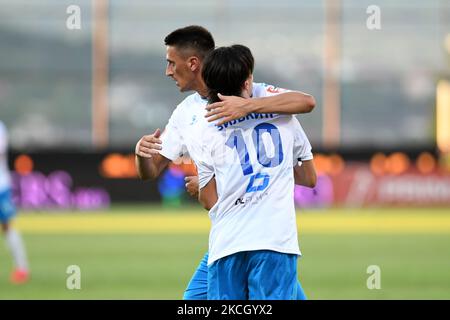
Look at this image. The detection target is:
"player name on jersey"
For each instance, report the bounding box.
[216,113,276,131]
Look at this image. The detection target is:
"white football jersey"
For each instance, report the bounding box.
[159,83,291,165]
[197,114,313,266]
[0,121,11,192]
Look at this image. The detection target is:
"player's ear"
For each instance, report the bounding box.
[188,56,200,72]
[244,79,250,91]
[243,75,252,97]
[245,74,253,89]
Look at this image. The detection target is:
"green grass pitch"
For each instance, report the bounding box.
[0,206,449,299]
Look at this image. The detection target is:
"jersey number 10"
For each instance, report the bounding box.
[225,123,284,193]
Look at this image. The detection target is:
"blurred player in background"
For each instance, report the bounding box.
[135,25,315,299]
[0,121,30,284]
[197,45,316,299]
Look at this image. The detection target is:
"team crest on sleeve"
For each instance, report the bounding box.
[265,85,287,94]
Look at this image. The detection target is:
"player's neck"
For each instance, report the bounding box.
[195,82,209,99]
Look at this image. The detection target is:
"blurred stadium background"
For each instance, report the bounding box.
[0,0,450,299]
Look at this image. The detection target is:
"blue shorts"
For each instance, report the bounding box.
[0,189,16,224]
[207,250,298,300]
[183,253,209,300]
[184,252,307,300]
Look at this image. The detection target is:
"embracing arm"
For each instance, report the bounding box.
[249,91,315,115]
[198,177,218,211]
[135,128,171,180]
[294,160,317,188]
[135,153,170,181]
[205,91,315,125]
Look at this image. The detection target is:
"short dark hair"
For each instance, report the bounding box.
[202,44,254,104]
[164,25,215,59]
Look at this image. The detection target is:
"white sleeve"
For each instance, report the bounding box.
[197,142,215,189]
[159,107,185,161]
[258,83,293,97]
[291,117,313,165]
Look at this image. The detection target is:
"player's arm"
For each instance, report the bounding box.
[196,142,217,210]
[248,91,315,114]
[294,160,317,188]
[135,128,171,180]
[185,175,199,198]
[290,115,316,187]
[205,91,315,125]
[198,176,218,210]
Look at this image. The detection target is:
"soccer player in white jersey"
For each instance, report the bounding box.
[135,26,316,299]
[197,44,316,300]
[0,121,30,284]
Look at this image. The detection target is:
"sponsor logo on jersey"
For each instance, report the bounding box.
[234,191,269,207]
